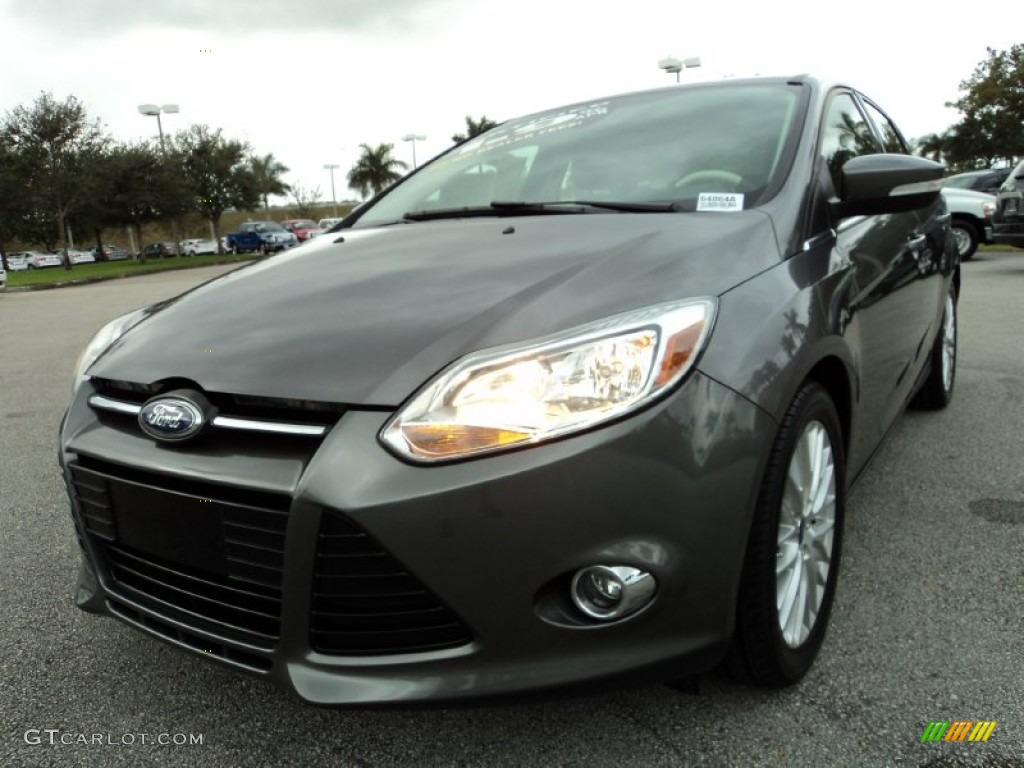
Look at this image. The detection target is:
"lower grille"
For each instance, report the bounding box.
[108,598,272,672]
[102,543,281,648]
[311,511,473,655]
[69,459,288,652]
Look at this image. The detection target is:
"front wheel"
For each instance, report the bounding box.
[912,284,957,409]
[727,381,845,687]
[951,220,978,261]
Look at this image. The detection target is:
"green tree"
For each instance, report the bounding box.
[347,143,408,199]
[81,141,191,260]
[250,152,291,213]
[451,115,499,145]
[172,125,259,247]
[1,92,109,268]
[0,130,32,269]
[944,45,1024,170]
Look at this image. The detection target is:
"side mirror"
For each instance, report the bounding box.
[832,154,944,218]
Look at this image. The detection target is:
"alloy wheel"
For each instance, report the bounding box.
[941,293,956,393]
[776,420,837,648]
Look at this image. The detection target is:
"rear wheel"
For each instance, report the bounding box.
[912,284,957,410]
[727,381,845,687]
[951,220,978,260]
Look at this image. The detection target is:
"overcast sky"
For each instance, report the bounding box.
[1,0,1016,202]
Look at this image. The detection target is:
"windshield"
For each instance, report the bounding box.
[353,84,801,227]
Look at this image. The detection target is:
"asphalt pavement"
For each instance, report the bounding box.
[1,255,1022,767]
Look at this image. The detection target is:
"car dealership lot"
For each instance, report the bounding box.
[1,258,1022,767]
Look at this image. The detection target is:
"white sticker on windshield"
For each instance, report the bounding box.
[697,193,744,212]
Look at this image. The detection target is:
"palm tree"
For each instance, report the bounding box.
[250,152,291,212]
[914,132,950,163]
[347,143,408,199]
[451,115,499,145]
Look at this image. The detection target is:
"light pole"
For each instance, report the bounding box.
[658,56,701,83]
[324,163,339,216]
[137,103,179,151]
[138,103,181,254]
[402,134,426,169]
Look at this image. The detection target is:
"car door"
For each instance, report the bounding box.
[857,94,949,366]
[817,91,928,470]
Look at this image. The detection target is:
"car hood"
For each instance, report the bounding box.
[91,213,780,405]
[941,187,997,204]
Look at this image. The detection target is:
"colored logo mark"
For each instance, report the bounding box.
[921,720,997,742]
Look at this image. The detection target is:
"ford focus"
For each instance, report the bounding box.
[59,76,958,705]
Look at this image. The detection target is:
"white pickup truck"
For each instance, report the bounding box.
[941,186,997,260]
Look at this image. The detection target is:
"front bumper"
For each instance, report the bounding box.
[60,372,775,705]
[993,222,1024,248]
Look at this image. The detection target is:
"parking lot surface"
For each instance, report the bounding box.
[1,256,1022,767]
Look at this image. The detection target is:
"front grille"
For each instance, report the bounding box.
[69,459,288,652]
[311,511,473,656]
[91,377,345,426]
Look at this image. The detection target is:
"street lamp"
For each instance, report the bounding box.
[137,103,179,151]
[138,103,181,255]
[324,163,339,216]
[658,56,701,83]
[402,134,426,169]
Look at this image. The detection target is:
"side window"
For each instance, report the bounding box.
[819,92,879,195]
[859,99,907,154]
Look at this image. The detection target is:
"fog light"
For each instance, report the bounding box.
[570,565,656,620]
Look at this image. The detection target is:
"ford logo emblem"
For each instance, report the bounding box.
[138,397,204,442]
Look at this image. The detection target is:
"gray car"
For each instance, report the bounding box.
[993,158,1024,249]
[59,76,957,705]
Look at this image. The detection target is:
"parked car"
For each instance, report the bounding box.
[940,187,997,259]
[180,238,218,256]
[0,261,5,292]
[992,158,1024,250]
[942,168,1012,196]
[225,221,299,254]
[61,76,957,706]
[317,217,344,230]
[5,253,30,271]
[280,219,325,242]
[23,251,63,269]
[67,249,96,265]
[141,242,179,259]
[93,245,130,261]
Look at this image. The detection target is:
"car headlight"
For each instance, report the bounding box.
[72,307,150,392]
[380,298,716,463]
[983,202,996,218]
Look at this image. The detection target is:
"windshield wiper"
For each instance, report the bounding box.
[492,200,680,213]
[402,200,679,221]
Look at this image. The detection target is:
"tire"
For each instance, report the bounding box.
[951,220,978,261]
[726,381,845,687]
[912,284,957,410]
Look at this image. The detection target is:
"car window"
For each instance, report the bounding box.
[819,92,879,195]
[858,98,907,154]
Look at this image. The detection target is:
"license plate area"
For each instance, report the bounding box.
[108,480,228,575]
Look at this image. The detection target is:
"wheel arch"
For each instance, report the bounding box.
[803,355,852,460]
